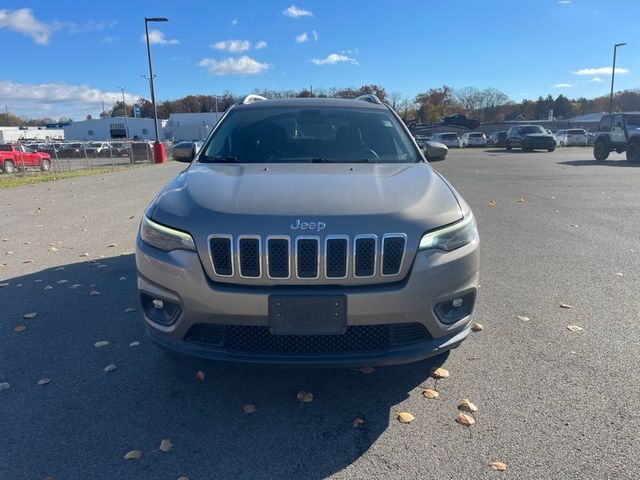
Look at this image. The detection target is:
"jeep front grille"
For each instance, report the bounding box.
[207,233,407,283]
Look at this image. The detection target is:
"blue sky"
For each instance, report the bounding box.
[1,0,638,119]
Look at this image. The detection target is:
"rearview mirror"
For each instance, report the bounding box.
[171,142,196,162]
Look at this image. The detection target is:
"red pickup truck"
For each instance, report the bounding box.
[0,143,52,173]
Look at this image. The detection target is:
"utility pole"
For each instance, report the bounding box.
[144,16,169,162]
[118,86,130,139]
[609,42,627,114]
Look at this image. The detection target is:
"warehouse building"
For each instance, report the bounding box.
[0,126,64,142]
[63,117,166,141]
[163,112,223,141]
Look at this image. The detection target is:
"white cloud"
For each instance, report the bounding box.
[296,32,309,43]
[0,80,140,119]
[143,29,179,45]
[311,53,358,66]
[283,5,313,17]
[57,20,118,34]
[212,39,251,52]
[553,83,572,88]
[231,19,238,26]
[197,56,271,75]
[572,66,629,75]
[255,40,267,49]
[590,77,604,82]
[558,0,571,4]
[0,8,52,45]
[311,30,318,41]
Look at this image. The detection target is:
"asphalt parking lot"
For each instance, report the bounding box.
[1,146,639,479]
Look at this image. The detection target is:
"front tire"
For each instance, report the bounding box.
[626,141,640,163]
[559,141,564,147]
[593,139,610,161]
[547,146,555,152]
[2,160,15,174]
[40,159,51,171]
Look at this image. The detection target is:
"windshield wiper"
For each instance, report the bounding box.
[201,155,238,163]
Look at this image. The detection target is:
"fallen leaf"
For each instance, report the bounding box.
[615,272,623,277]
[297,391,314,403]
[14,325,27,333]
[97,264,107,269]
[397,412,415,424]
[358,366,375,375]
[352,417,365,428]
[430,367,450,379]
[119,276,127,281]
[517,315,530,322]
[124,450,142,460]
[79,253,89,257]
[69,284,82,289]
[159,439,173,452]
[107,243,117,248]
[129,341,140,347]
[103,364,117,373]
[89,290,101,296]
[56,279,68,284]
[195,370,205,381]
[0,282,8,287]
[129,215,135,220]
[567,325,584,332]
[490,461,508,471]
[455,412,476,427]
[125,307,136,313]
[570,224,579,228]
[4,251,13,255]
[43,285,53,290]
[94,340,109,348]
[23,312,38,319]
[458,399,478,413]
[560,304,573,309]
[0,382,10,391]
[37,378,51,386]
[518,195,525,203]
[422,388,439,399]
[471,323,483,332]
[177,477,189,480]
[488,199,496,207]
[22,260,33,264]
[243,404,257,414]
[48,247,58,252]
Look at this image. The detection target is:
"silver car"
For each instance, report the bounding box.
[136,95,479,366]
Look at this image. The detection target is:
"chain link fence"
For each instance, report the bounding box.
[1,140,174,175]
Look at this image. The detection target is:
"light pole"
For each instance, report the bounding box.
[118,86,129,138]
[144,16,168,162]
[609,42,626,114]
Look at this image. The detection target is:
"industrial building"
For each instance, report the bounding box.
[163,112,223,141]
[62,117,166,141]
[0,126,64,142]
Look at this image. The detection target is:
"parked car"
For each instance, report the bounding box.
[109,142,131,157]
[85,142,111,157]
[414,135,448,161]
[441,113,480,130]
[431,132,462,148]
[56,143,81,158]
[487,131,507,148]
[0,143,52,173]
[139,94,480,366]
[593,113,640,163]
[505,125,556,152]
[555,128,587,147]
[461,132,487,148]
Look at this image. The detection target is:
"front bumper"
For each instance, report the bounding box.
[135,236,479,366]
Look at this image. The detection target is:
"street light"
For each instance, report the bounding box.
[144,16,168,162]
[609,42,627,114]
[118,86,129,139]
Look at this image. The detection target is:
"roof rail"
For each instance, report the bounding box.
[354,93,382,105]
[242,94,268,104]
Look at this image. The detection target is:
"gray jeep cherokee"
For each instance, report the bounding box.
[135,94,479,366]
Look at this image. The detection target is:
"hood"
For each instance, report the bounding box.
[151,162,462,241]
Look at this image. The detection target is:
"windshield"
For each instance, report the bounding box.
[469,133,484,138]
[567,129,585,134]
[200,106,420,163]
[626,115,640,129]
[520,126,545,134]
[441,133,459,140]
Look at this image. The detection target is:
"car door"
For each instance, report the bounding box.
[22,145,40,166]
[611,116,626,145]
[510,128,521,147]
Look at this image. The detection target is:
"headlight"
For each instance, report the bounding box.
[140,216,196,251]
[419,214,477,252]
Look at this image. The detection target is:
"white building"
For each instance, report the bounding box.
[0,126,64,142]
[63,117,166,141]
[163,112,223,141]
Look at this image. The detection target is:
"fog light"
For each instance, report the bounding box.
[141,293,180,326]
[435,291,476,325]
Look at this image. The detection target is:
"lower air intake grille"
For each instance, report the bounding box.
[184,324,225,346]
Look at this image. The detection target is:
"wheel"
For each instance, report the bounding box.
[40,159,51,171]
[559,141,564,147]
[593,139,610,161]
[547,146,555,152]
[505,142,512,151]
[626,141,640,163]
[2,160,15,174]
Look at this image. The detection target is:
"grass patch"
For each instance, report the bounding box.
[0,165,148,189]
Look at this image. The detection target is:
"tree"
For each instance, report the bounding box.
[0,112,24,126]
[86,114,93,121]
[387,91,403,110]
[415,86,455,123]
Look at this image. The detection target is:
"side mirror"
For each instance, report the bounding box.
[171,142,195,163]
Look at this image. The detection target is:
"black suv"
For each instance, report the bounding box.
[505,125,556,152]
[593,113,640,163]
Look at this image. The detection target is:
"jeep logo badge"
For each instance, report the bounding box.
[290,219,326,231]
